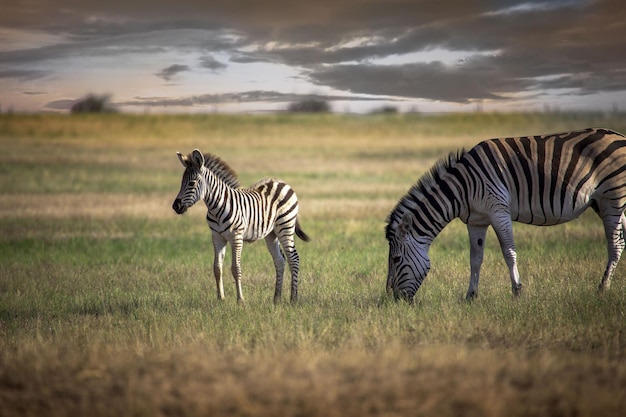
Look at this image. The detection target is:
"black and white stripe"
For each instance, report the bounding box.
[173,149,310,303]
[386,128,626,302]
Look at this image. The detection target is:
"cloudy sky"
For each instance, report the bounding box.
[1,0,625,113]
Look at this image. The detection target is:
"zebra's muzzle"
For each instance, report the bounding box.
[172,199,187,215]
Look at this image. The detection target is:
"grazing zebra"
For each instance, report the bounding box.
[386,128,626,303]
[172,149,310,303]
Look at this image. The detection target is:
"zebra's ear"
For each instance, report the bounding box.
[177,152,187,167]
[191,149,205,168]
[398,213,412,240]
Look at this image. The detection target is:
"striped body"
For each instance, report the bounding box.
[386,128,626,302]
[206,178,300,243]
[173,149,309,303]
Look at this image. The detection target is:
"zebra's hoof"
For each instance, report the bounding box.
[465,290,478,301]
[512,283,522,297]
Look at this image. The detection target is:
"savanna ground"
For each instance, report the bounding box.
[1,112,626,416]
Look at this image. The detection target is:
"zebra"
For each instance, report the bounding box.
[172,149,310,304]
[385,127,626,303]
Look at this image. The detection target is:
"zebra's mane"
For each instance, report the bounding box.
[199,153,241,189]
[385,149,466,239]
[413,149,465,195]
[248,177,277,190]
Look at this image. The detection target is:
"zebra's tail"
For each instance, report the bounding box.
[295,217,311,242]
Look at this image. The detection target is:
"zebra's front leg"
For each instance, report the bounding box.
[212,234,227,300]
[265,233,285,304]
[492,214,522,296]
[599,213,626,291]
[466,224,488,300]
[230,236,245,303]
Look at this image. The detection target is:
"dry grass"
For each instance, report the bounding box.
[2,343,625,417]
[0,193,173,220]
[2,113,626,416]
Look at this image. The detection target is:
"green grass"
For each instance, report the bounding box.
[1,112,626,416]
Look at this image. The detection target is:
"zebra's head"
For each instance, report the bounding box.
[172,149,206,215]
[386,212,430,303]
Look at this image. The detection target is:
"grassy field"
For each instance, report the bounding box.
[1,112,626,416]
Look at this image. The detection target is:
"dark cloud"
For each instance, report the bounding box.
[155,64,190,81]
[536,70,626,96]
[0,69,47,81]
[117,90,394,107]
[308,62,513,103]
[199,55,227,72]
[257,0,626,101]
[2,0,626,109]
[0,29,241,65]
[44,99,77,110]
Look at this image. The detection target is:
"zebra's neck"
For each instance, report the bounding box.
[389,162,467,244]
[202,168,235,213]
[404,184,462,241]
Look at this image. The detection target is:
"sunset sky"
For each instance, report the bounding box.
[1,0,625,113]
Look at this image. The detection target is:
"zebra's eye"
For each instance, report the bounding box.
[189,181,197,187]
[392,255,402,264]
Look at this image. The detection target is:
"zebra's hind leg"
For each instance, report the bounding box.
[598,213,626,291]
[265,233,286,304]
[212,233,227,300]
[230,236,245,303]
[278,235,300,303]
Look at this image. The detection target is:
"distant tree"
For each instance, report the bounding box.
[287,97,331,113]
[70,94,116,114]
[370,105,399,114]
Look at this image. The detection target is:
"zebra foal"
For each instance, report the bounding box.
[172,149,309,303]
[386,128,626,303]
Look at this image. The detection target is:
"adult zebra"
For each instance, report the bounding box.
[172,149,310,304]
[386,128,626,303]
